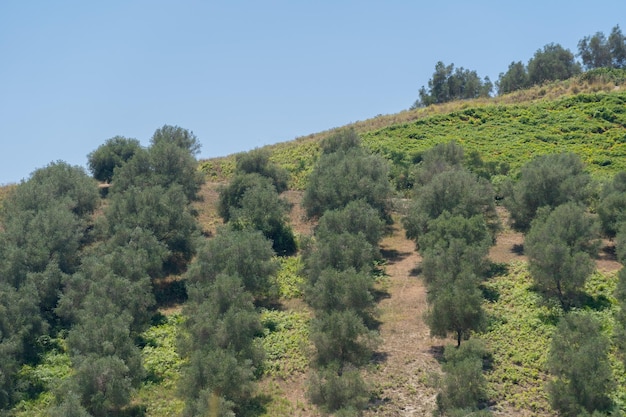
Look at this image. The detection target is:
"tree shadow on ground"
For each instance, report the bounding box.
[429,345,445,363]
[364,314,383,331]
[578,292,613,311]
[512,243,524,255]
[538,310,562,326]
[480,284,500,303]
[410,265,422,277]
[371,286,391,303]
[153,277,188,306]
[380,248,413,264]
[119,405,147,417]
[486,262,509,278]
[599,241,617,262]
[533,288,613,315]
[254,296,284,310]
[371,351,390,365]
[240,394,271,417]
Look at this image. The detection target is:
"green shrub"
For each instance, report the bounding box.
[503,152,592,231]
[307,365,369,416]
[259,309,310,378]
[302,130,392,222]
[547,312,615,416]
[87,136,141,183]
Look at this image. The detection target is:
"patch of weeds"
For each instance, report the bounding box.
[258,309,311,379]
[482,262,554,413]
[480,284,500,303]
[256,382,297,417]
[141,313,185,384]
[483,264,626,414]
[486,262,509,278]
[11,345,72,416]
[584,270,619,306]
[135,313,186,416]
[273,256,305,299]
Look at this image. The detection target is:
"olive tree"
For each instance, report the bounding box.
[525,203,599,310]
[235,147,289,193]
[547,312,615,416]
[503,152,592,232]
[87,136,141,183]
[597,171,626,237]
[302,129,392,222]
[404,169,499,244]
[436,339,490,415]
[185,227,278,298]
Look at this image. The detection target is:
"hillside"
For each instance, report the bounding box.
[3,74,626,417]
[185,76,626,417]
[199,73,626,190]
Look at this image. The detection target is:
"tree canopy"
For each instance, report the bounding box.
[110,125,204,202]
[527,43,581,85]
[302,129,392,222]
[525,203,599,310]
[597,171,626,237]
[234,147,289,193]
[185,227,278,298]
[496,61,530,94]
[503,152,592,232]
[578,25,626,70]
[413,61,492,108]
[404,169,499,244]
[547,312,615,416]
[87,136,141,183]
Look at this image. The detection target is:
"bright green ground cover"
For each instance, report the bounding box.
[259,309,311,379]
[135,313,186,417]
[482,262,626,415]
[272,256,305,299]
[362,92,626,181]
[482,262,557,414]
[202,91,626,189]
[9,349,71,416]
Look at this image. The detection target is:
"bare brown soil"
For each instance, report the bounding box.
[259,217,441,417]
[283,190,316,237]
[363,220,440,416]
[193,181,224,235]
[597,239,622,273]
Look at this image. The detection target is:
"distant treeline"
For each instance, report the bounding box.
[413,24,626,107]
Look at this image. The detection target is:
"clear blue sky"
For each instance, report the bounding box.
[1,1,624,184]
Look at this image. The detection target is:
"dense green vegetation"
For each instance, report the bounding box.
[218,149,296,256]
[197,75,626,194]
[364,91,626,185]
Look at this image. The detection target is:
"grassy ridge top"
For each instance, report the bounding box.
[199,76,626,189]
[363,90,626,180]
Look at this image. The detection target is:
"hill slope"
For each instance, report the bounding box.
[4,74,626,417]
[198,75,626,190]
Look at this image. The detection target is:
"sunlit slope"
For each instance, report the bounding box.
[199,80,626,189]
[362,91,626,180]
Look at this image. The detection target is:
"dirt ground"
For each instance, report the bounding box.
[363,220,440,416]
